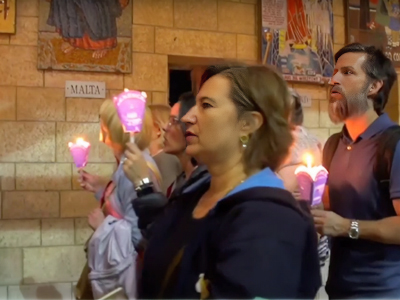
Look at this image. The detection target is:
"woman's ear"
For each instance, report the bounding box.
[240,111,263,136]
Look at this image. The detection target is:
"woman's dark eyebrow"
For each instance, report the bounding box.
[198,96,217,105]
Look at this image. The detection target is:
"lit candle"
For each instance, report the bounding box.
[294,153,328,206]
[68,138,91,169]
[113,88,148,143]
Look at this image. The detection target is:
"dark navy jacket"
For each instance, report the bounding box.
[139,168,321,299]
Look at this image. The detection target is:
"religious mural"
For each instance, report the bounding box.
[0,0,16,34]
[37,0,132,73]
[347,0,400,66]
[261,0,335,83]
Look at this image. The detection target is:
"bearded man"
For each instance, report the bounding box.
[311,43,400,299]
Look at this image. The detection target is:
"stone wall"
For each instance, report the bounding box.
[0,0,346,298]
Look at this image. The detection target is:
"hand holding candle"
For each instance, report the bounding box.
[68,138,91,169]
[294,153,328,206]
[113,88,148,143]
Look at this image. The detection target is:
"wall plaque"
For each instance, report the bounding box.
[65,81,106,99]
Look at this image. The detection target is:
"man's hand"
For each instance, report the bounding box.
[312,209,350,237]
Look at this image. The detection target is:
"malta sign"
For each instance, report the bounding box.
[65,81,106,99]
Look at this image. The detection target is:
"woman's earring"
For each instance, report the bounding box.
[240,135,249,148]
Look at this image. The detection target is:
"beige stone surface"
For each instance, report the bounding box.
[152,92,168,105]
[0,286,6,299]
[132,25,155,53]
[0,163,15,190]
[10,17,38,46]
[0,34,9,44]
[237,34,258,61]
[0,46,43,87]
[174,0,218,30]
[0,248,23,285]
[0,86,16,120]
[319,101,343,128]
[329,127,342,135]
[217,1,255,35]
[17,87,65,121]
[0,220,40,247]
[8,283,73,300]
[124,53,168,91]
[60,191,98,218]
[72,163,115,190]
[292,84,328,100]
[17,0,39,17]
[302,100,320,128]
[308,128,330,144]
[334,16,346,45]
[56,122,115,163]
[133,0,173,27]
[0,122,55,162]
[334,43,344,55]
[66,98,103,123]
[41,219,75,246]
[2,192,59,219]
[155,27,236,59]
[23,246,86,284]
[333,0,345,16]
[44,71,124,90]
[74,218,93,245]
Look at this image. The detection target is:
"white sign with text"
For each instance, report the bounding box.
[65,81,106,99]
[299,93,312,107]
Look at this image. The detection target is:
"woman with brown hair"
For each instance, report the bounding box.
[126,64,321,299]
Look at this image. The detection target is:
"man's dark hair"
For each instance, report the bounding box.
[178,91,196,119]
[289,88,303,126]
[177,91,198,166]
[335,43,397,115]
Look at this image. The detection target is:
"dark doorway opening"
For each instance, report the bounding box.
[169,69,192,106]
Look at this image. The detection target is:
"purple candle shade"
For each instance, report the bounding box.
[68,138,91,168]
[294,153,328,206]
[113,88,147,134]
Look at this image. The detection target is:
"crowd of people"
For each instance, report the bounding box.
[73,43,400,299]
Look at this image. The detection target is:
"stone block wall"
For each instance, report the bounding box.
[0,0,347,298]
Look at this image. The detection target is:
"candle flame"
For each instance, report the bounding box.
[304,153,313,169]
[124,88,129,92]
[68,138,90,148]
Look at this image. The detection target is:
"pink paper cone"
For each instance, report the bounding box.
[68,138,91,168]
[113,89,147,133]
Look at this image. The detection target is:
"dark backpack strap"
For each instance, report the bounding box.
[322,132,342,172]
[374,125,400,202]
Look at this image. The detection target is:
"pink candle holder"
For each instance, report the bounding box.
[295,154,328,206]
[68,138,91,168]
[113,88,147,143]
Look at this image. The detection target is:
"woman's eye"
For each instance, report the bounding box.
[202,102,213,109]
[344,70,353,75]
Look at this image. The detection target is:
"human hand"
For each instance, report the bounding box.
[311,209,350,237]
[88,208,105,230]
[122,142,150,186]
[78,170,108,194]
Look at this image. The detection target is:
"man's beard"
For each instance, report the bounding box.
[328,84,370,124]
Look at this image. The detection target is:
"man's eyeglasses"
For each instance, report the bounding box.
[167,116,180,127]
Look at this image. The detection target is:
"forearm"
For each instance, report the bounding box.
[336,217,400,244]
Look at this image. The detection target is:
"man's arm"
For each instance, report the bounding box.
[313,142,400,244]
